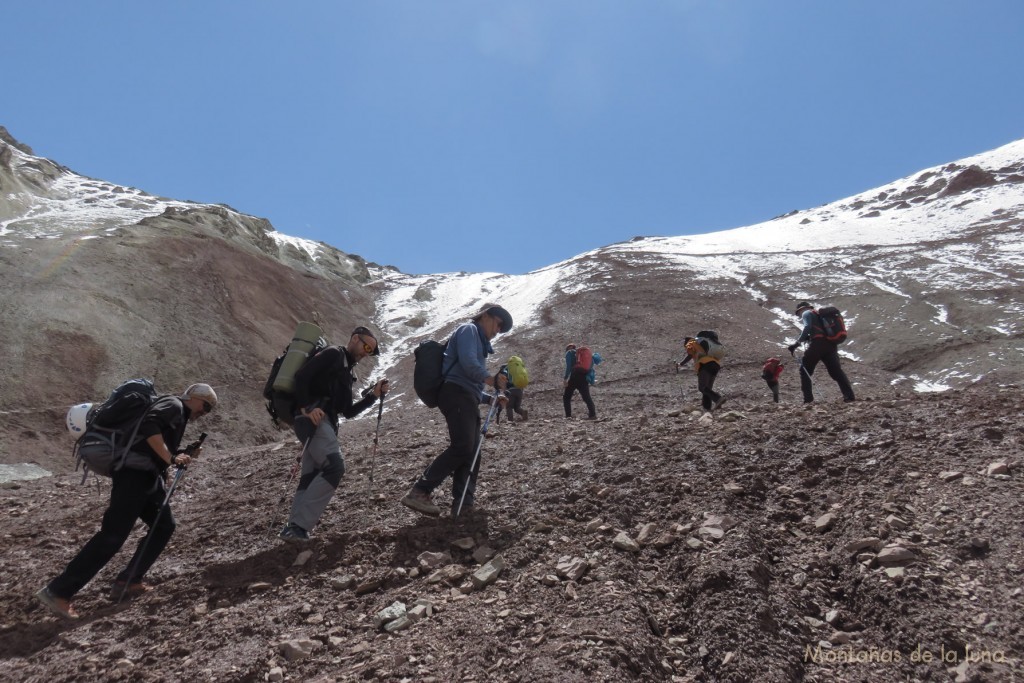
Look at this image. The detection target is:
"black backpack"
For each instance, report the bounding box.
[413,339,450,408]
[696,330,720,344]
[74,378,160,479]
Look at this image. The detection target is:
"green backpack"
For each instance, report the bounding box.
[507,356,529,389]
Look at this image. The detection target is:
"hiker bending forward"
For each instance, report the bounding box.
[279,327,388,543]
[402,305,512,518]
[678,336,725,412]
[37,384,217,620]
[788,302,854,404]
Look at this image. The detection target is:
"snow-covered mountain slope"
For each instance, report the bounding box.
[0,127,368,282]
[368,139,1023,398]
[1,124,1022,465]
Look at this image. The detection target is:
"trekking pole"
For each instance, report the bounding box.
[367,391,385,494]
[117,465,186,605]
[454,390,501,519]
[270,435,310,534]
[796,349,826,400]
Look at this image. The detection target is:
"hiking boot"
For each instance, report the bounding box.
[36,587,80,620]
[585,415,597,420]
[520,409,528,421]
[278,523,310,544]
[401,489,441,517]
[843,397,856,403]
[109,580,154,601]
[713,396,727,411]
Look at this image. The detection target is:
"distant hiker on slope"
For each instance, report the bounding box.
[402,305,512,518]
[499,355,529,423]
[787,301,855,404]
[278,326,388,543]
[762,357,785,403]
[677,331,727,413]
[36,383,217,620]
[563,344,601,419]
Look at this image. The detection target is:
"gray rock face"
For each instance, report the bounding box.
[471,556,506,589]
[877,545,916,565]
[279,638,320,662]
[613,532,641,552]
[555,556,589,582]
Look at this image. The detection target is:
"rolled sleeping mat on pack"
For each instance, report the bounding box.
[272,322,325,395]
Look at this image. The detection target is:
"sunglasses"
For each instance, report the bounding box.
[357,335,378,355]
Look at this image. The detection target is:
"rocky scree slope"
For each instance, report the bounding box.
[0,386,1021,682]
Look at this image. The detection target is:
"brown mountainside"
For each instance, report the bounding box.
[0,127,1022,682]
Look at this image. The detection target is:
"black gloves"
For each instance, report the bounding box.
[788,343,799,356]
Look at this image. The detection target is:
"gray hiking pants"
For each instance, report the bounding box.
[289,418,345,533]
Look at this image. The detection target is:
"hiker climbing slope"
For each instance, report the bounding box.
[36,383,217,620]
[787,301,855,404]
[563,344,600,419]
[279,326,388,544]
[402,305,511,518]
[762,357,785,403]
[678,331,727,412]
[499,355,529,422]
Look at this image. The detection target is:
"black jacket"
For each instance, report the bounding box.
[130,395,189,472]
[293,346,376,429]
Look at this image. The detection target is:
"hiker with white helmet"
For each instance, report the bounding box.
[37,383,216,620]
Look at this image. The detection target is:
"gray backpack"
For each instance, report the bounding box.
[73,379,166,480]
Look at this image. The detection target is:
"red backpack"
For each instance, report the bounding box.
[573,346,594,372]
[762,357,784,381]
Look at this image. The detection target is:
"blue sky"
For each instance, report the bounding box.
[4,2,1022,275]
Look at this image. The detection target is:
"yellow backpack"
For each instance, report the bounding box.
[507,356,529,388]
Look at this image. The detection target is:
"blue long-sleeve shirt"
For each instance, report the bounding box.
[442,321,495,402]
[796,309,818,344]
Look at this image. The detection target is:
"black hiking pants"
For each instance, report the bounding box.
[800,339,855,402]
[48,467,175,599]
[697,361,721,411]
[563,370,596,418]
[414,382,484,512]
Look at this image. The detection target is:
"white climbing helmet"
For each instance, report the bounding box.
[65,402,94,436]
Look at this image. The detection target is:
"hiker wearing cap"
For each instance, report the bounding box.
[36,384,216,620]
[787,302,855,403]
[279,327,388,543]
[402,305,511,517]
[563,343,600,419]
